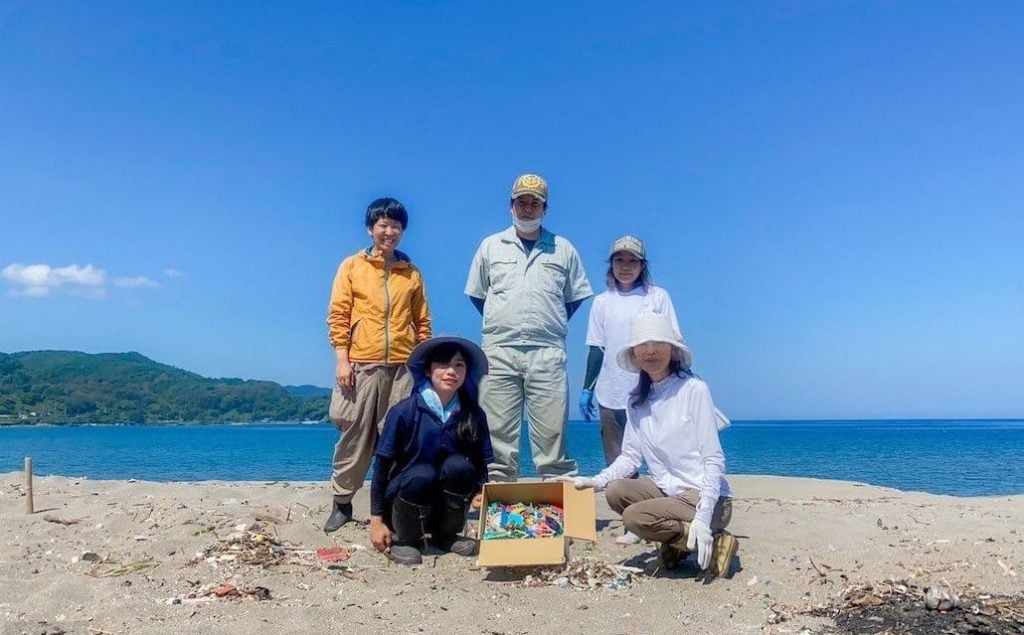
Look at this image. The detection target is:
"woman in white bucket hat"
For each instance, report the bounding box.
[578,235,679,545]
[560,312,737,577]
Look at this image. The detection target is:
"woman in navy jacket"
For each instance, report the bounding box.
[368,336,493,565]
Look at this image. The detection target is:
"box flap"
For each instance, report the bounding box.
[562,483,598,542]
[477,536,566,567]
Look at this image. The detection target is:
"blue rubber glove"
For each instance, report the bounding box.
[578,389,595,421]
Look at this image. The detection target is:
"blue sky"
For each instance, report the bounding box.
[1,2,1022,419]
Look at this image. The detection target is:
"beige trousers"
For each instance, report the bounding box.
[480,345,577,481]
[329,364,413,503]
[605,477,732,543]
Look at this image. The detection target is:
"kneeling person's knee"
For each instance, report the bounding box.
[439,454,477,496]
[399,463,440,505]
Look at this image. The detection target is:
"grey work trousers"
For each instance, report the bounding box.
[480,345,577,481]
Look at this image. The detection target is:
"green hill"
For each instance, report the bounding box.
[0,350,330,425]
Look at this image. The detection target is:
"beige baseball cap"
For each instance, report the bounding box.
[609,235,645,259]
[511,173,548,202]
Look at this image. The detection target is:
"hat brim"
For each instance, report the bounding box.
[608,247,645,259]
[406,336,489,384]
[616,340,693,373]
[512,192,547,203]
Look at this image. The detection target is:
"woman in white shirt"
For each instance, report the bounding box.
[579,235,679,544]
[566,311,737,577]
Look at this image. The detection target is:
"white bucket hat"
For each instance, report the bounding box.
[616,312,693,373]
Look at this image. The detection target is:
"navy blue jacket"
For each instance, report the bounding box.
[370,392,493,515]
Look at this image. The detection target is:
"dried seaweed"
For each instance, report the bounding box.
[802,578,1024,634]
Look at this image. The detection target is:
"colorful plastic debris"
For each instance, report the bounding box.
[482,502,564,540]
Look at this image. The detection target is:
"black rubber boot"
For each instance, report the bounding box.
[323,499,353,534]
[431,491,477,557]
[390,497,431,565]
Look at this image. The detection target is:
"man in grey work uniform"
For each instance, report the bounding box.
[464,173,593,481]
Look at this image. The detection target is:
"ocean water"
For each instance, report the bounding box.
[1,419,1022,497]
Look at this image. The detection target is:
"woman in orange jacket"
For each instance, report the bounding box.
[323,197,432,532]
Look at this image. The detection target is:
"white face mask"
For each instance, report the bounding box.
[511,210,544,233]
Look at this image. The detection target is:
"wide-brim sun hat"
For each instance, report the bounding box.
[616,312,693,373]
[406,335,489,384]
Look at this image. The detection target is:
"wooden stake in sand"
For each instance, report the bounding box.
[25,457,34,515]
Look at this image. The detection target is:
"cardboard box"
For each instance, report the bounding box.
[476,481,597,567]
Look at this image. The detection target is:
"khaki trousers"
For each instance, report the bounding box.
[605,477,732,543]
[329,364,412,503]
[480,345,577,481]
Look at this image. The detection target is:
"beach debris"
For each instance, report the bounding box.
[43,514,83,526]
[997,559,1017,577]
[483,502,564,540]
[767,604,792,624]
[803,578,1024,633]
[316,546,351,563]
[520,557,643,590]
[165,584,271,605]
[100,558,159,577]
[194,526,289,568]
[924,585,961,611]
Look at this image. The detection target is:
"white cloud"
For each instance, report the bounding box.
[2,263,160,300]
[2,263,106,298]
[114,276,160,289]
[164,268,184,278]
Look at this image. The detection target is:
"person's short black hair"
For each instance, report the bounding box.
[365,197,408,230]
[509,197,549,211]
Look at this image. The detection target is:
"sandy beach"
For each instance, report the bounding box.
[2,473,1022,635]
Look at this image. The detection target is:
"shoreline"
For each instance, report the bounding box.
[2,473,1022,634]
[5,470,1024,500]
[5,417,1023,427]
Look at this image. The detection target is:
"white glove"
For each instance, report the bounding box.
[686,518,714,570]
[552,475,603,491]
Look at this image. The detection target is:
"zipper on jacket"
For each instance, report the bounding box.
[383,261,392,364]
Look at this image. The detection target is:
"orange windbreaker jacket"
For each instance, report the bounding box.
[326,248,432,364]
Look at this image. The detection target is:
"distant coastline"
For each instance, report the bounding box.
[0,350,330,425]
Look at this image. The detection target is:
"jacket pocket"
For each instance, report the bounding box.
[348,319,367,357]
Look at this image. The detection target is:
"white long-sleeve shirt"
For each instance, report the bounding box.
[593,373,732,525]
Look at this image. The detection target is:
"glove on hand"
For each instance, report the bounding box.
[552,475,603,491]
[686,518,714,570]
[578,389,595,421]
